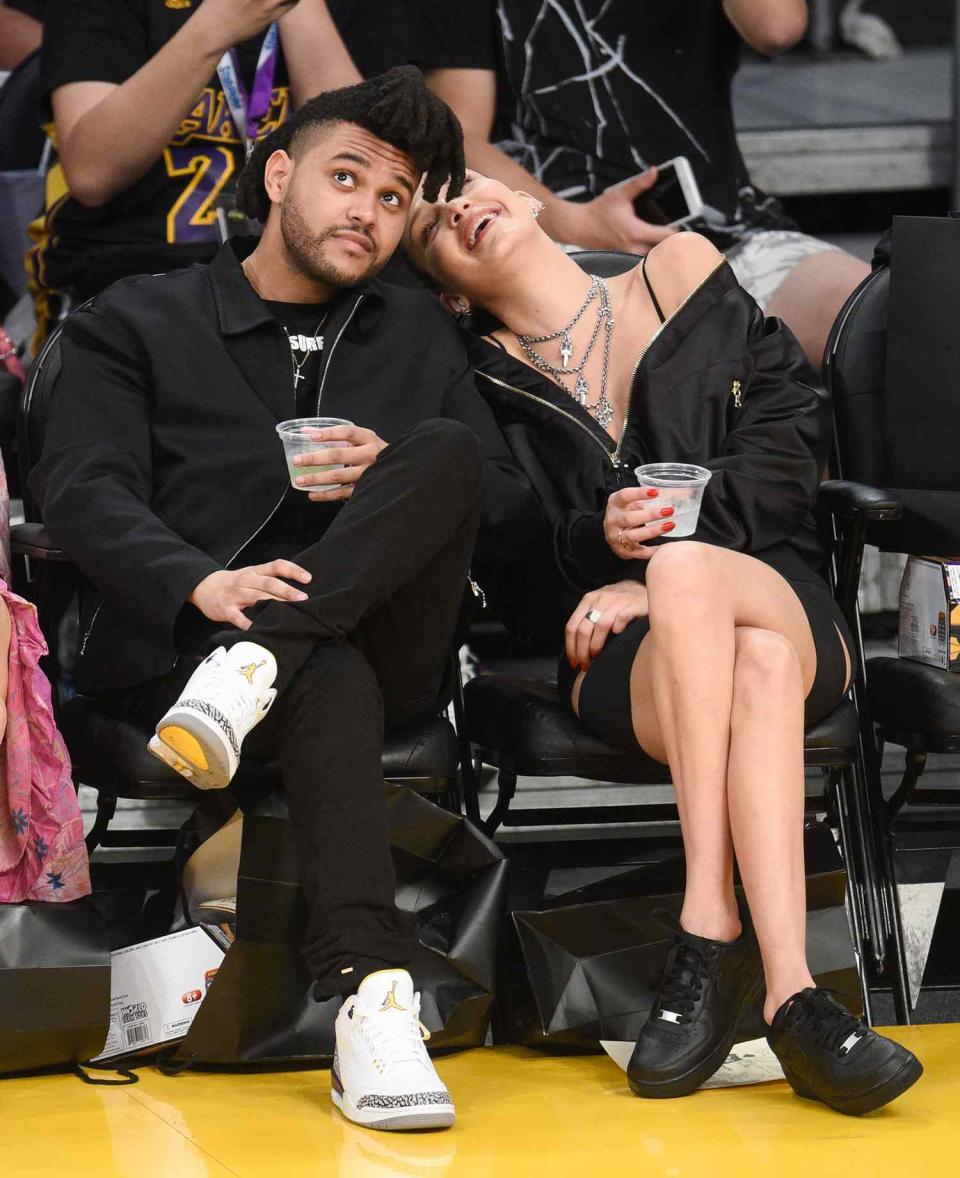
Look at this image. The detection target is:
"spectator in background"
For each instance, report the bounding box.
[28,0,362,342]
[418,0,869,368]
[0,1,41,73]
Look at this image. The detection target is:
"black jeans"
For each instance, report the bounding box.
[108,419,482,997]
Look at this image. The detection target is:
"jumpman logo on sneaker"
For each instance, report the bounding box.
[380,981,407,1013]
[237,660,266,685]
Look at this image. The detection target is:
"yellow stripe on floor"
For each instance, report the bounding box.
[3,1027,957,1177]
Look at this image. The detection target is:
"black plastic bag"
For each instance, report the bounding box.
[501,820,861,1050]
[0,900,111,1075]
[170,784,506,1067]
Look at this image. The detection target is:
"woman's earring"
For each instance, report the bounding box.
[455,297,470,315]
[531,200,545,220]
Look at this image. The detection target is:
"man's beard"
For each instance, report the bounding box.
[280,195,381,288]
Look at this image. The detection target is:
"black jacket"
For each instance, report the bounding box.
[467,259,832,649]
[31,240,541,692]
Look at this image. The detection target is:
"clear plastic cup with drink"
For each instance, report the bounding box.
[276,417,354,491]
[634,462,712,537]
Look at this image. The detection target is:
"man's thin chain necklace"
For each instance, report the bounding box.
[287,311,328,389]
[516,275,616,428]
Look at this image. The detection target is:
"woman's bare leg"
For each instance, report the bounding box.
[573,543,844,1012]
[727,626,815,1019]
[765,250,870,370]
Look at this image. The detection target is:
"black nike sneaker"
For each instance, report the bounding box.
[627,911,765,1098]
[767,988,922,1115]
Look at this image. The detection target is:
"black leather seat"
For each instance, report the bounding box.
[867,658,960,738]
[825,260,960,820]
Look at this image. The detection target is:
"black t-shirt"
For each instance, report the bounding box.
[412,0,791,240]
[243,299,339,566]
[8,0,45,18]
[34,0,291,298]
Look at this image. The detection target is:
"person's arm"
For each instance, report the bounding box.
[441,361,545,563]
[0,3,41,71]
[49,0,299,208]
[425,66,675,254]
[277,0,361,105]
[722,0,808,55]
[29,302,222,633]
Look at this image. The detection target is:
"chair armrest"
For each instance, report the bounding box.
[10,522,70,562]
[816,480,904,522]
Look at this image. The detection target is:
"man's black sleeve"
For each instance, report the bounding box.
[29,303,221,634]
[440,361,545,563]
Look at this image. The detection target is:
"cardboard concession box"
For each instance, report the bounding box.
[91,926,227,1062]
[899,556,960,673]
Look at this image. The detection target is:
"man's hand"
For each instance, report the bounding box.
[193,0,301,55]
[604,486,676,560]
[557,169,678,253]
[189,560,312,631]
[565,580,650,670]
[292,424,388,502]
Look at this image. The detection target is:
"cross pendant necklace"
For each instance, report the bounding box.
[560,331,573,369]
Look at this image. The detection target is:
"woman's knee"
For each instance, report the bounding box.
[732,627,803,707]
[645,542,717,613]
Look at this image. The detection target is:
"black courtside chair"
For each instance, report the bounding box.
[12,312,464,856]
[458,250,912,1023]
[825,264,960,855]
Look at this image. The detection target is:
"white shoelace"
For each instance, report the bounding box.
[359,999,432,1071]
[191,659,266,731]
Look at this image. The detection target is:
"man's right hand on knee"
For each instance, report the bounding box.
[189,560,312,630]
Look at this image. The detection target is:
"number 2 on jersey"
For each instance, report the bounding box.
[163,145,237,245]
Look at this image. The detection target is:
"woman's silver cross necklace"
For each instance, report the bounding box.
[516,275,616,429]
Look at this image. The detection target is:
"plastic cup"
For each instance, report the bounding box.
[634,462,712,537]
[276,416,354,491]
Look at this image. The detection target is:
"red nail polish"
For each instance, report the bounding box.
[646,489,659,498]
[661,521,676,533]
[660,506,674,517]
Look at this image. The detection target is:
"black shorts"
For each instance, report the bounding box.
[556,577,855,754]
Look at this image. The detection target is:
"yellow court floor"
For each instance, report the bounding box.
[3,1026,958,1178]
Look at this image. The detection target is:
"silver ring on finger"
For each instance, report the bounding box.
[585,608,603,625]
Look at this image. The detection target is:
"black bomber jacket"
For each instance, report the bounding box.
[466,259,833,650]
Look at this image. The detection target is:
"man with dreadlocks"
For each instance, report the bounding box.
[32,67,540,1131]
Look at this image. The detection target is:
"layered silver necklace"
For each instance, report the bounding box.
[516,275,616,429]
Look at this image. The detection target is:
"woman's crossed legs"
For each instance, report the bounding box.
[571,541,850,1023]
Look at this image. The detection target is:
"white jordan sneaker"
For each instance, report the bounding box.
[332,969,455,1132]
[147,643,277,789]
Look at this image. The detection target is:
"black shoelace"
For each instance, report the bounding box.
[653,916,719,1024]
[785,990,866,1055]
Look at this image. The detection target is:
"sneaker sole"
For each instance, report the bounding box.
[331,1087,455,1132]
[790,1053,923,1116]
[150,712,234,790]
[628,970,766,1099]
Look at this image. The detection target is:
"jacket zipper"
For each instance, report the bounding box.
[79,601,103,657]
[315,296,362,413]
[225,296,364,570]
[612,255,726,464]
[477,371,619,468]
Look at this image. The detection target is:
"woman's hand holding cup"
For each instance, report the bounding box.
[603,486,675,559]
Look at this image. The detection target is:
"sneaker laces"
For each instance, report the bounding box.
[193,658,269,729]
[784,989,866,1055]
[360,995,433,1070]
[652,911,718,1024]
